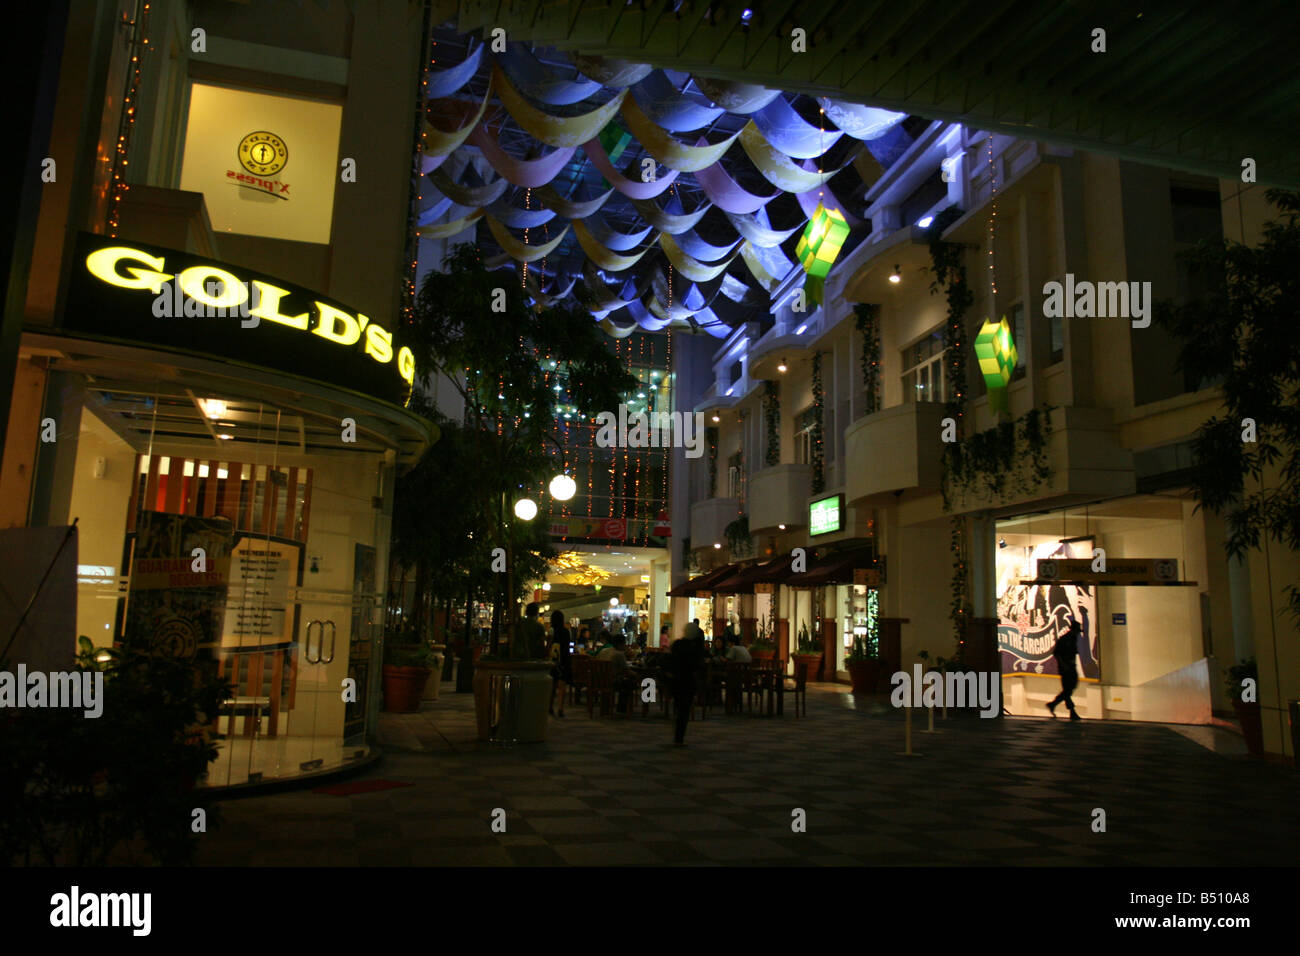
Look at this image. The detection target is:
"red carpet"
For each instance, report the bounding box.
[313,779,414,796]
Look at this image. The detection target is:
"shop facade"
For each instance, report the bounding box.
[1,0,434,785]
[670,119,1299,753]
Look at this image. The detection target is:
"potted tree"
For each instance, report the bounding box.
[844,634,884,695]
[793,623,823,681]
[1226,658,1263,755]
[382,639,436,713]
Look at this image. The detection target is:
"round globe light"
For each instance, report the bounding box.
[514,497,538,521]
[549,474,577,501]
[609,597,618,606]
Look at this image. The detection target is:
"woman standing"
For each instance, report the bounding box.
[549,610,572,718]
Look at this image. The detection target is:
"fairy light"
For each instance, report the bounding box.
[107,2,151,237]
[404,26,435,329]
[817,104,825,200]
[987,132,999,299]
[522,187,531,288]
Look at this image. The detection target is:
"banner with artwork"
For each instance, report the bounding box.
[996,539,1099,680]
[124,512,233,660]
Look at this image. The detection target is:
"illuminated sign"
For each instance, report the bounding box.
[238,131,288,177]
[65,233,415,406]
[809,494,844,536]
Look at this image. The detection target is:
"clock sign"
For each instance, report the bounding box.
[237,130,288,177]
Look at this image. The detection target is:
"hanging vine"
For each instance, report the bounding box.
[810,351,825,494]
[706,425,718,496]
[763,379,781,466]
[941,405,1054,510]
[927,207,974,650]
[854,303,881,415]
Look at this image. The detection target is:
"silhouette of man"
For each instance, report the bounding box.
[670,624,706,746]
[1047,617,1082,720]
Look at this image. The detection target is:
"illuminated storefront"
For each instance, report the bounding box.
[16,235,434,787]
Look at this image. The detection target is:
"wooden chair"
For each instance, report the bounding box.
[723,661,748,715]
[785,660,808,717]
[587,659,615,717]
[569,654,590,706]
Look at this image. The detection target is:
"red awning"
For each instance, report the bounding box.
[710,559,784,594]
[666,563,738,597]
[786,546,878,588]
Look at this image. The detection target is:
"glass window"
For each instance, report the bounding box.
[794,406,817,465]
[901,329,947,403]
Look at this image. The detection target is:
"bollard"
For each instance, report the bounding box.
[921,702,941,734]
[898,703,922,756]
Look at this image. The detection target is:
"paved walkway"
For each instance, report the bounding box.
[195,683,1300,866]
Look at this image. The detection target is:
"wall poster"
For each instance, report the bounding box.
[124,512,233,660]
[997,538,1099,680]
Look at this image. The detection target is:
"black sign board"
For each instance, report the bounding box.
[63,232,415,406]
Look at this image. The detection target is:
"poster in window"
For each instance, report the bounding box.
[996,538,1099,680]
[124,512,233,661]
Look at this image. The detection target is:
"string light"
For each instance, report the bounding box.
[987,132,999,298]
[107,2,151,237]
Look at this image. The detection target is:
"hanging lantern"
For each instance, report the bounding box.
[795,202,849,279]
[973,316,1018,413]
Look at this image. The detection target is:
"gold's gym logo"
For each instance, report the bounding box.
[238,130,287,176]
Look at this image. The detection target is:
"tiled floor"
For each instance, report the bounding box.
[194,682,1300,866]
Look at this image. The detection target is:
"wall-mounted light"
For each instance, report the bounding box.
[778,523,786,530]
[711,413,721,423]
[888,265,902,284]
[777,358,788,373]
[998,538,1007,549]
[917,216,934,229]
[795,324,807,335]
[713,542,722,549]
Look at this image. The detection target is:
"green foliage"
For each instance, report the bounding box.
[706,426,719,496]
[384,641,437,668]
[749,638,776,653]
[763,379,781,466]
[795,623,822,654]
[927,206,973,433]
[854,303,882,415]
[0,642,230,865]
[941,405,1054,509]
[724,514,752,556]
[844,634,879,662]
[1155,190,1300,623]
[1225,657,1258,703]
[810,351,825,494]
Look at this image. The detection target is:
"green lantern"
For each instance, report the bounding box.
[796,202,849,279]
[973,316,1018,413]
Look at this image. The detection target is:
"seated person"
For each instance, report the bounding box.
[595,632,633,711]
[723,637,752,663]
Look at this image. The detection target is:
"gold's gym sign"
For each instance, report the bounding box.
[66,233,415,405]
[231,130,290,198]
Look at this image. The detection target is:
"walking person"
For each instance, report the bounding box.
[1047,617,1082,720]
[670,623,706,746]
[549,610,571,718]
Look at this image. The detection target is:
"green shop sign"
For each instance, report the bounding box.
[809,494,844,536]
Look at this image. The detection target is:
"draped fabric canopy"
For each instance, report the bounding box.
[415,35,914,337]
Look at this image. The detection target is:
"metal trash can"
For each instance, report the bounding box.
[492,674,521,744]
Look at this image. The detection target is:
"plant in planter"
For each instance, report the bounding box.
[749,627,777,661]
[793,623,823,680]
[1225,658,1263,755]
[844,634,883,695]
[382,639,436,713]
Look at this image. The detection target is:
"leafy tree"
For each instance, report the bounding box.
[1156,188,1300,621]
[406,245,637,646]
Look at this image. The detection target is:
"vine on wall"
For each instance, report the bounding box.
[854,303,881,415]
[926,207,974,650]
[941,406,1054,511]
[763,380,781,467]
[706,426,718,497]
[810,351,825,494]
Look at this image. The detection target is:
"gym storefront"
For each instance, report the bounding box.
[11,235,435,787]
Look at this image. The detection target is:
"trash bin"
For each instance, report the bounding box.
[493,675,521,744]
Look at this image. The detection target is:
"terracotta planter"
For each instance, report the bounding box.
[793,653,823,681]
[382,664,432,713]
[846,659,883,695]
[1232,700,1264,755]
[751,649,775,662]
